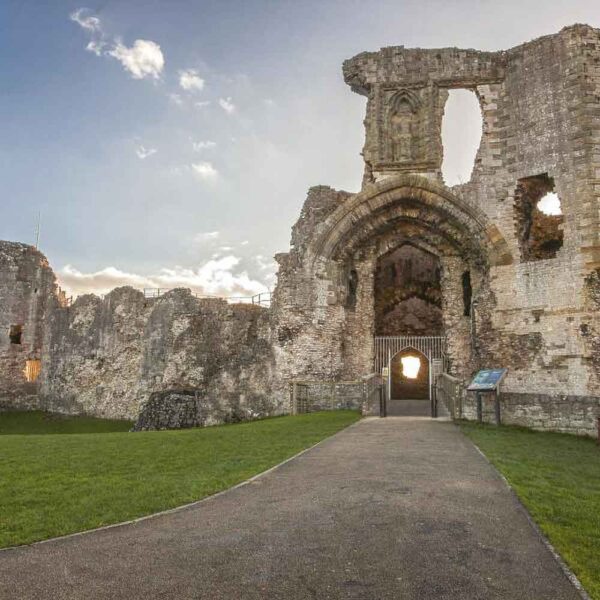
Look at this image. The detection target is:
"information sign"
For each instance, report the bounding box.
[467,368,507,392]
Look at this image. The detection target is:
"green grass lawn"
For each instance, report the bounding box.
[0,410,133,434]
[0,410,360,548]
[461,422,600,600]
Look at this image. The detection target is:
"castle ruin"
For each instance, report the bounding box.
[1,25,599,435]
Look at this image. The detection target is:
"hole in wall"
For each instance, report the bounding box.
[9,325,23,345]
[441,89,483,186]
[514,174,564,261]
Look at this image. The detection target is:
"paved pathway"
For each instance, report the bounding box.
[0,418,582,599]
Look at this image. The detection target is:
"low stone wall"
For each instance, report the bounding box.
[462,392,600,437]
[132,389,266,431]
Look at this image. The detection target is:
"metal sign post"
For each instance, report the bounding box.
[467,369,508,426]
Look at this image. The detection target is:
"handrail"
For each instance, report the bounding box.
[143,288,271,306]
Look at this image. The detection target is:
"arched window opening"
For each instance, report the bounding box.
[462,271,472,317]
[441,89,483,186]
[346,269,358,308]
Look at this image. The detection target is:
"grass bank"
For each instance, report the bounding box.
[461,422,600,600]
[0,410,132,434]
[0,410,360,548]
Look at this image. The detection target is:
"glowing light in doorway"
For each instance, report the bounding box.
[401,356,421,379]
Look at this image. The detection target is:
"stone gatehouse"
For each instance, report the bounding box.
[1,25,599,435]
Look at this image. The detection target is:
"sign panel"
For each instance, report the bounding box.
[467,368,507,392]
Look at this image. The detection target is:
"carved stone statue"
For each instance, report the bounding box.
[387,89,422,164]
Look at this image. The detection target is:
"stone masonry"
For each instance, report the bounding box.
[0,25,599,434]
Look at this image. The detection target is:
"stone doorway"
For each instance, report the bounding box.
[390,348,429,400]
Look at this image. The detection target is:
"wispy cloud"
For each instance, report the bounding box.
[135,145,157,159]
[191,161,218,180]
[108,39,164,80]
[179,69,204,92]
[70,9,164,80]
[70,8,106,55]
[194,100,211,109]
[69,8,102,33]
[193,231,220,244]
[192,140,216,152]
[58,256,268,298]
[219,97,235,114]
[168,93,183,106]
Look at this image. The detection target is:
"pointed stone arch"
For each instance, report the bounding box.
[308,174,512,268]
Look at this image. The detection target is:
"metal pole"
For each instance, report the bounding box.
[291,382,297,415]
[495,389,501,426]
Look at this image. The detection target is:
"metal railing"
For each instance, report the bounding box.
[143,288,271,307]
[374,336,446,373]
[290,375,382,415]
[435,373,464,419]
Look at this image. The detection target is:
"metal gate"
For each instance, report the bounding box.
[374,336,447,416]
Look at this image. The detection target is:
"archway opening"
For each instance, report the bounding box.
[390,348,429,401]
[374,244,443,336]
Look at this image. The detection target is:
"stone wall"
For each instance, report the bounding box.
[1,25,599,436]
[0,242,57,410]
[39,288,278,422]
[462,392,600,437]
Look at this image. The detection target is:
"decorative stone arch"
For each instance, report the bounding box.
[308,174,512,269]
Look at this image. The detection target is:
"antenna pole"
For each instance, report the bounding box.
[34,211,41,249]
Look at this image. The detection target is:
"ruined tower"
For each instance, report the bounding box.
[272,24,600,433]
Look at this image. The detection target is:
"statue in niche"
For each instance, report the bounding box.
[387,89,422,163]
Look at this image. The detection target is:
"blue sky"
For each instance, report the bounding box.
[1,1,598,296]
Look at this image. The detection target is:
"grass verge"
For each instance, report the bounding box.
[461,422,600,600]
[0,410,360,548]
[0,410,132,434]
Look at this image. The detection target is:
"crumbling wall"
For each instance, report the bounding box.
[40,288,278,422]
[327,24,600,432]
[0,242,57,410]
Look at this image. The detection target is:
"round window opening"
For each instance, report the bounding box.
[401,356,421,379]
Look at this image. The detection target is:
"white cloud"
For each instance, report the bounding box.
[195,101,211,109]
[135,145,157,159]
[168,93,183,106]
[108,39,164,80]
[58,256,268,298]
[192,140,216,152]
[179,69,204,92]
[70,10,164,81]
[191,161,218,180]
[241,240,249,246]
[219,97,235,114]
